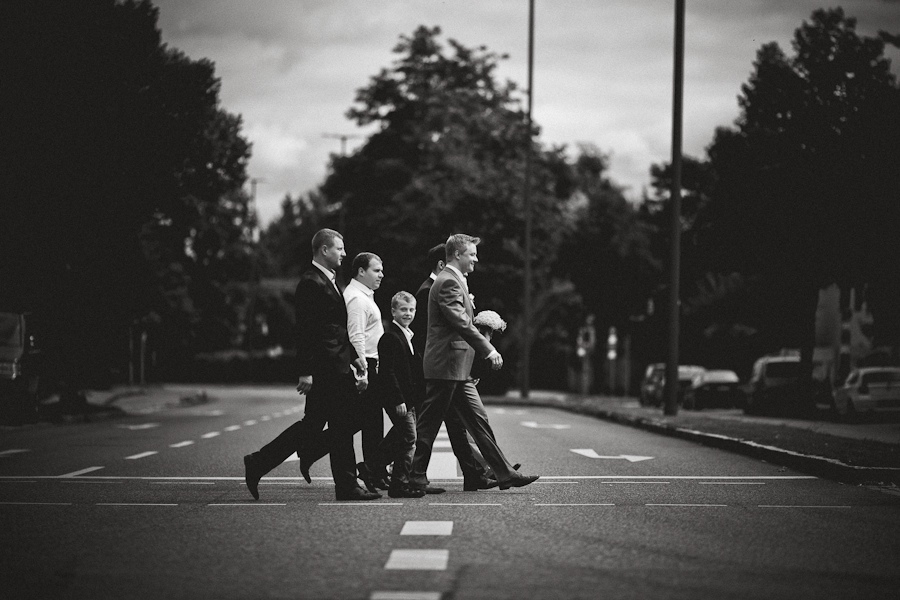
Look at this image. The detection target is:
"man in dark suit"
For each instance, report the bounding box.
[242,228,381,502]
[357,291,426,499]
[411,234,539,492]
[414,243,495,492]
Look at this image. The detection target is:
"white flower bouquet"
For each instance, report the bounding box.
[473,310,507,333]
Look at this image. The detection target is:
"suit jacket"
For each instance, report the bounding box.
[376,322,424,411]
[294,266,359,377]
[423,267,494,381]
[411,276,433,356]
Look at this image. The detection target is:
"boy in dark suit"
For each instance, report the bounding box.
[357,291,427,499]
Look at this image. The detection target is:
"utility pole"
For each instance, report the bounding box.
[249,177,265,242]
[322,133,361,157]
[664,0,686,416]
[521,0,535,400]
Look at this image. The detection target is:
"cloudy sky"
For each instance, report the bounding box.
[152,0,900,225]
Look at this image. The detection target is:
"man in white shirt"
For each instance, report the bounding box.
[344,252,387,487]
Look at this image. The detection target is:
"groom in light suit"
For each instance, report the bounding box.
[410,233,539,492]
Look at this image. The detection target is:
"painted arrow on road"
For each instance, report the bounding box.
[570,449,654,462]
[520,421,571,429]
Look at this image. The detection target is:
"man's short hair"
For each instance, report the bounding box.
[445,234,480,261]
[427,243,446,270]
[311,228,342,253]
[391,291,416,309]
[351,252,381,276]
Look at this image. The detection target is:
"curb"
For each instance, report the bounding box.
[484,396,900,485]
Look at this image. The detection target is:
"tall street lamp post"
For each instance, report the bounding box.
[664,0,686,416]
[521,0,535,399]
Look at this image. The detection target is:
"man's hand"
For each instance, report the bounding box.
[352,358,367,373]
[296,375,313,395]
[487,350,503,370]
[394,403,408,418]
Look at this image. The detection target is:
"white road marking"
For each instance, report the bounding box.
[59,467,104,477]
[97,503,177,506]
[0,502,71,505]
[125,451,158,460]
[646,504,728,507]
[224,425,241,432]
[244,420,258,426]
[570,449,654,462]
[371,592,442,600]
[170,441,194,448]
[201,432,220,439]
[320,503,404,506]
[535,481,579,484]
[0,449,30,457]
[384,549,448,570]
[758,505,852,509]
[429,503,501,506]
[607,481,670,485]
[116,423,159,430]
[536,503,615,506]
[284,454,299,462]
[433,440,453,449]
[426,452,458,480]
[400,521,453,535]
[260,416,271,421]
[209,503,286,506]
[699,482,765,485]
[521,421,571,429]
[151,481,214,485]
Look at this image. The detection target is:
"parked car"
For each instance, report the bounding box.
[643,364,705,407]
[639,363,665,406]
[743,354,800,415]
[683,369,743,410]
[0,312,42,423]
[833,367,900,421]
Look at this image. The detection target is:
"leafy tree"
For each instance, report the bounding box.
[681,8,900,394]
[319,26,579,385]
[0,0,253,389]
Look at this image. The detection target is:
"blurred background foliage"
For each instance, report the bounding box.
[1,3,898,396]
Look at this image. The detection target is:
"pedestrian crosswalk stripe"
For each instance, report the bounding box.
[384,549,448,570]
[371,592,441,600]
[125,451,158,460]
[400,521,453,535]
[169,441,194,448]
[425,452,457,480]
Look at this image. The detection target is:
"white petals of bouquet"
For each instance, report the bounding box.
[473,310,507,332]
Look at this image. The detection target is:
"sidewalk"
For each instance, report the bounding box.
[484,390,900,485]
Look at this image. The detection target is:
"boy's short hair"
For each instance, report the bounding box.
[391,291,416,309]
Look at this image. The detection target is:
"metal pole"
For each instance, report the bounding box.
[664,0,685,416]
[521,0,535,399]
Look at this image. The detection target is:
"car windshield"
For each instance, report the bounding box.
[703,371,739,383]
[766,361,799,378]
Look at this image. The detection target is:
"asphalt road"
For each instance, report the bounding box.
[1,385,898,600]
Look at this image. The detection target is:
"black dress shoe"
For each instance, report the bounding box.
[298,452,312,484]
[356,462,379,493]
[388,485,426,499]
[243,454,263,500]
[463,476,499,491]
[410,484,446,494]
[499,474,540,490]
[335,486,382,501]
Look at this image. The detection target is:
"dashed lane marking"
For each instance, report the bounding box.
[96,503,177,506]
[125,451,158,460]
[607,481,670,485]
[201,432,220,439]
[536,503,615,506]
[224,425,241,432]
[244,420,257,426]
[59,467,104,477]
[0,502,71,505]
[400,521,453,535]
[428,503,501,507]
[116,423,159,430]
[208,503,286,506]
[169,441,194,448]
[646,504,728,507]
[0,449,30,457]
[699,481,765,485]
[384,549,449,570]
[320,503,404,506]
[758,505,852,509]
[151,481,214,485]
[371,592,442,600]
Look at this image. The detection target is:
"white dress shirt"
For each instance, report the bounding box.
[394,320,415,354]
[343,278,383,360]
